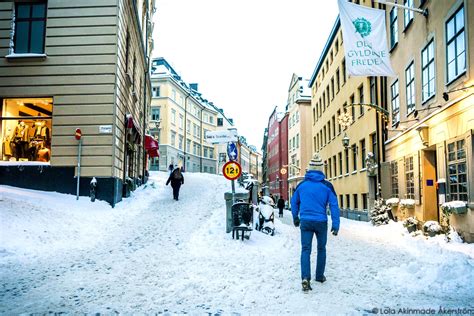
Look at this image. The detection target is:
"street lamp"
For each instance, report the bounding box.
[342,133,350,149]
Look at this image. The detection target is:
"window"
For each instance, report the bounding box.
[125,31,130,71]
[350,95,355,123]
[331,77,335,100]
[151,108,160,121]
[336,69,340,93]
[353,194,358,210]
[362,193,368,210]
[340,195,344,209]
[405,156,415,199]
[217,118,223,126]
[171,131,176,147]
[179,114,183,129]
[333,155,337,178]
[391,161,399,197]
[13,2,47,54]
[332,116,336,138]
[342,59,346,85]
[209,148,214,159]
[391,80,400,124]
[328,158,332,178]
[345,148,349,174]
[337,110,341,134]
[152,86,160,98]
[313,107,316,125]
[346,194,351,209]
[405,62,415,114]
[404,0,414,29]
[178,135,183,150]
[359,84,365,116]
[338,152,343,176]
[446,6,466,83]
[171,109,176,125]
[360,139,366,168]
[371,133,377,160]
[370,77,376,104]
[1,98,53,163]
[186,119,191,134]
[447,139,468,201]
[209,116,214,124]
[390,7,398,48]
[352,144,357,171]
[422,40,435,102]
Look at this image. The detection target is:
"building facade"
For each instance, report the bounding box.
[266,107,288,200]
[0,0,155,206]
[150,57,218,174]
[309,14,386,212]
[286,74,312,202]
[382,0,474,242]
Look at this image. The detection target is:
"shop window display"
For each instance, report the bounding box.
[1,98,52,163]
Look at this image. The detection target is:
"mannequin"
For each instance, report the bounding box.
[12,120,29,160]
[36,142,50,162]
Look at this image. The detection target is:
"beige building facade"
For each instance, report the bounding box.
[150,58,219,174]
[0,0,154,205]
[286,74,312,202]
[382,0,474,241]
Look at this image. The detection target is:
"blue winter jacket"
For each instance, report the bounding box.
[291,170,340,230]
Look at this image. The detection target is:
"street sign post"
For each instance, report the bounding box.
[75,128,82,200]
[227,142,238,162]
[223,161,242,203]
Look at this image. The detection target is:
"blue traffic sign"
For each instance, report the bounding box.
[227,142,238,161]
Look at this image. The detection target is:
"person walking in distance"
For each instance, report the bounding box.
[277,197,285,218]
[291,153,340,292]
[166,164,184,201]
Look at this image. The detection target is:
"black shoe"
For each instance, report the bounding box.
[302,279,312,292]
[315,276,326,283]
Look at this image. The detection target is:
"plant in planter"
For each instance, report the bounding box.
[423,221,442,237]
[441,201,467,215]
[386,197,399,207]
[403,216,418,233]
[399,198,415,210]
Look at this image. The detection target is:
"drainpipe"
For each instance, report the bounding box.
[141,1,150,183]
[184,93,191,171]
[200,107,203,172]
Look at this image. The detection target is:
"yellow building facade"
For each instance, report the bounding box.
[383,0,473,242]
[309,15,385,211]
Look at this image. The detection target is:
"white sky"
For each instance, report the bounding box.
[153,1,340,150]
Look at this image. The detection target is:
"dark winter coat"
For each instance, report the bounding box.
[166,168,184,188]
[277,198,285,209]
[290,170,340,230]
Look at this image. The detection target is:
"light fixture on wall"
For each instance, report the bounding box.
[442,84,474,101]
[342,133,350,149]
[416,124,429,147]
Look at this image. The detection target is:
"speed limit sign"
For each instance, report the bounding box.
[222,161,242,181]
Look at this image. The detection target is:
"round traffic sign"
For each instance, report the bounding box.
[280,167,287,175]
[75,128,82,140]
[222,161,242,181]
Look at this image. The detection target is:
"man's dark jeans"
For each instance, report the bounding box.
[300,220,327,281]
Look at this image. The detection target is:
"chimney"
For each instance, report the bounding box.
[190,83,198,91]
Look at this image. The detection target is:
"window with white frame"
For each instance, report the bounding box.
[179,114,183,129]
[171,131,176,147]
[405,156,415,199]
[171,109,176,125]
[421,40,435,102]
[447,139,468,201]
[13,2,47,54]
[405,62,415,114]
[446,6,466,83]
[404,0,414,28]
[390,7,398,48]
[152,86,160,98]
[391,80,400,124]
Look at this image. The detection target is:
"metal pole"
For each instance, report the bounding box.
[376,0,428,16]
[76,138,82,200]
[231,179,235,203]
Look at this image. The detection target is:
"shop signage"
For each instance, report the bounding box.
[99,125,112,134]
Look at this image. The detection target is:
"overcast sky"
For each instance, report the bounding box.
[153,0,339,151]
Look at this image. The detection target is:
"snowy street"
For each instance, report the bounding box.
[1,172,473,314]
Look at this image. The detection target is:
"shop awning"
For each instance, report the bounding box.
[145,134,159,158]
[126,114,142,144]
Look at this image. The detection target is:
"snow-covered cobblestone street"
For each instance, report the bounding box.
[1,172,473,314]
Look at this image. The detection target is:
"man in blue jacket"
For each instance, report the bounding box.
[291,153,340,292]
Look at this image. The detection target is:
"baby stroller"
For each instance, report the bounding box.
[255,196,275,236]
[231,201,253,240]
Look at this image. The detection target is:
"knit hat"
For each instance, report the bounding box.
[307,153,324,171]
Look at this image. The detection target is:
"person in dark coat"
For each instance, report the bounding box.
[168,163,174,174]
[166,166,184,201]
[277,197,285,217]
[291,153,340,292]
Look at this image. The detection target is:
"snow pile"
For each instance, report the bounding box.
[1,172,473,314]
